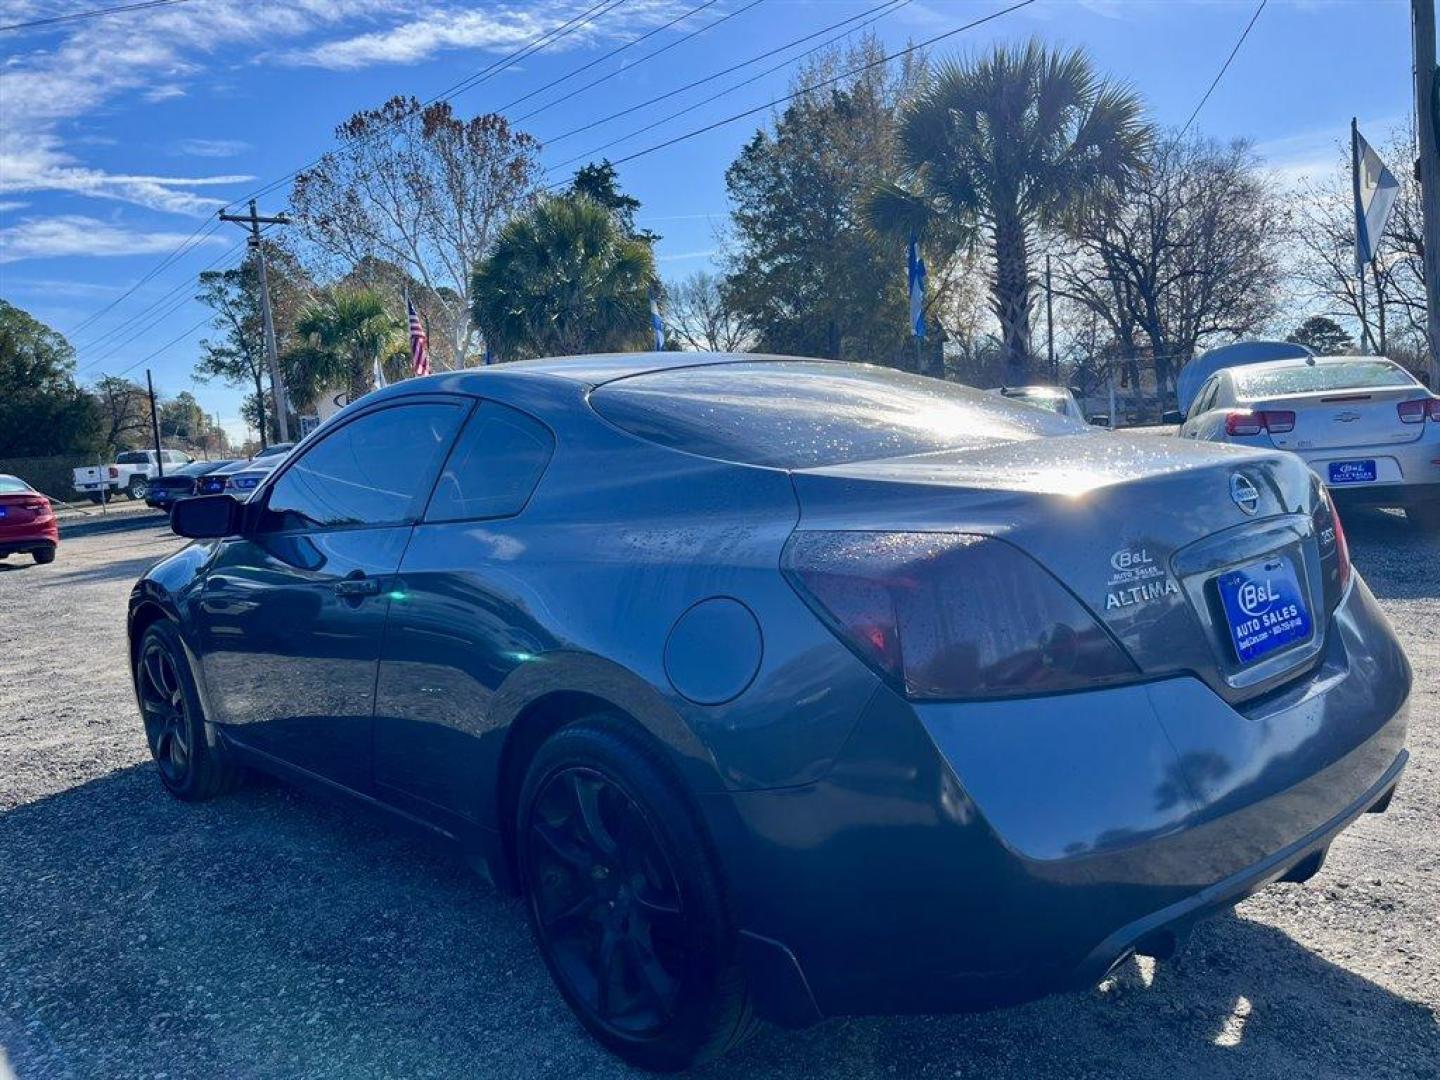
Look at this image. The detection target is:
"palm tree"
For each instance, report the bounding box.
[284,287,399,408]
[868,41,1151,383]
[471,194,656,360]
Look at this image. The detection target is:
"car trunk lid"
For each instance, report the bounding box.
[1256,386,1429,451]
[0,491,49,526]
[789,433,1341,706]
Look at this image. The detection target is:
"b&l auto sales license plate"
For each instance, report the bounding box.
[1216,556,1312,665]
[1328,459,1377,484]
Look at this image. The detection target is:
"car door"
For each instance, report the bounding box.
[371,400,557,827]
[193,397,468,792]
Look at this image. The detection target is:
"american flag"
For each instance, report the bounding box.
[407,297,431,376]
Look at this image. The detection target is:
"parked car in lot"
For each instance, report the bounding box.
[73,448,194,502]
[1179,355,1440,528]
[0,474,58,564]
[196,445,294,498]
[144,459,241,512]
[130,354,1410,1070]
[988,384,1089,422]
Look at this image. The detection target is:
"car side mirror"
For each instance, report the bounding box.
[1161,410,1184,425]
[171,494,242,539]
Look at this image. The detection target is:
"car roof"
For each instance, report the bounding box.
[364,352,813,398]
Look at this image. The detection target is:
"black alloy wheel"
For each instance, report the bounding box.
[527,766,687,1037]
[517,719,756,1071]
[134,622,242,800]
[138,638,192,788]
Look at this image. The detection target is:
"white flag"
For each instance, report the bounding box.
[1352,123,1400,274]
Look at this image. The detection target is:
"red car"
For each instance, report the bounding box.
[0,474,58,564]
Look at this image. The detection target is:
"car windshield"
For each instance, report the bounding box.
[590,361,1074,469]
[1006,390,1068,415]
[115,451,150,465]
[167,461,212,477]
[252,442,293,459]
[1235,360,1417,398]
[0,476,32,494]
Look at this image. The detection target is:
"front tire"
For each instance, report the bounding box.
[134,621,243,800]
[516,717,756,1071]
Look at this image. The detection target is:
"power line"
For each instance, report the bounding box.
[562,0,1037,182]
[240,0,630,206]
[73,233,241,354]
[66,215,221,338]
[544,0,910,174]
[511,0,763,124]
[0,0,198,33]
[62,0,630,336]
[1175,0,1267,143]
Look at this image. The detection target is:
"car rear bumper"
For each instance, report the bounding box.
[703,575,1410,1025]
[1295,441,1440,502]
[1326,479,1440,510]
[0,520,59,552]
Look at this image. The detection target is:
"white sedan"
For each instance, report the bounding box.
[1179,355,1440,528]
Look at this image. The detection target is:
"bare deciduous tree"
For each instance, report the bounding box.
[1289,126,1428,358]
[663,272,754,352]
[291,97,542,367]
[1056,135,1285,392]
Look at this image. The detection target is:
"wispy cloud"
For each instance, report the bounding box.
[171,138,253,159]
[0,136,254,215]
[0,215,228,264]
[656,248,718,263]
[276,1,686,70]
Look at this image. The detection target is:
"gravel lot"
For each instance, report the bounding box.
[1,516,1436,1079]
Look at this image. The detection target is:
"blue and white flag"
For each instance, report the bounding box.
[1352,122,1400,275]
[907,233,927,340]
[650,291,665,351]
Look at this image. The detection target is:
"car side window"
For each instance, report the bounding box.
[425,401,555,523]
[1188,379,1217,421]
[258,402,464,533]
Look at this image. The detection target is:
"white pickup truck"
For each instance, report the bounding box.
[72,449,195,502]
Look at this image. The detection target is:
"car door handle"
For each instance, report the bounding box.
[334,575,380,598]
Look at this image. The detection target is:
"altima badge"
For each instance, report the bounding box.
[1230,473,1260,515]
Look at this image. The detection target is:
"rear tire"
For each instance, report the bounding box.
[32,545,55,565]
[516,716,756,1071]
[1404,502,1440,530]
[127,476,147,500]
[134,620,243,801]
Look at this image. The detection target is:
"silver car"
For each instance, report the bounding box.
[987,384,1088,423]
[1180,355,1440,528]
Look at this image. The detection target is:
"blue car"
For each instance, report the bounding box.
[129,354,1410,1070]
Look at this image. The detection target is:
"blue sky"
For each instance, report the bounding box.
[0,0,1421,441]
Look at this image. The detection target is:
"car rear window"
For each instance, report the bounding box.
[1235,360,1417,398]
[0,476,32,494]
[589,361,1074,469]
[115,451,150,464]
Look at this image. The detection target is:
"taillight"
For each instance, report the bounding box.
[1322,489,1352,593]
[1225,410,1294,436]
[1397,398,1440,424]
[108,466,119,478]
[782,531,1137,700]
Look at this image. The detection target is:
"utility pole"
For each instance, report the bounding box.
[1045,253,1056,382]
[1413,0,1440,385]
[219,199,291,443]
[146,369,163,479]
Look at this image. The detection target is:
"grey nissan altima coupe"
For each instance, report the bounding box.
[130,353,1410,1070]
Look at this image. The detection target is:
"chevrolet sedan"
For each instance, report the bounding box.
[129,354,1410,1070]
[1179,354,1440,528]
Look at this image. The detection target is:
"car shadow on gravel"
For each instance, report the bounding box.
[1342,509,1440,601]
[35,551,176,588]
[3,766,1437,1080]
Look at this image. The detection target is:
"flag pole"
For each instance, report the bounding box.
[1351,117,1372,354]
